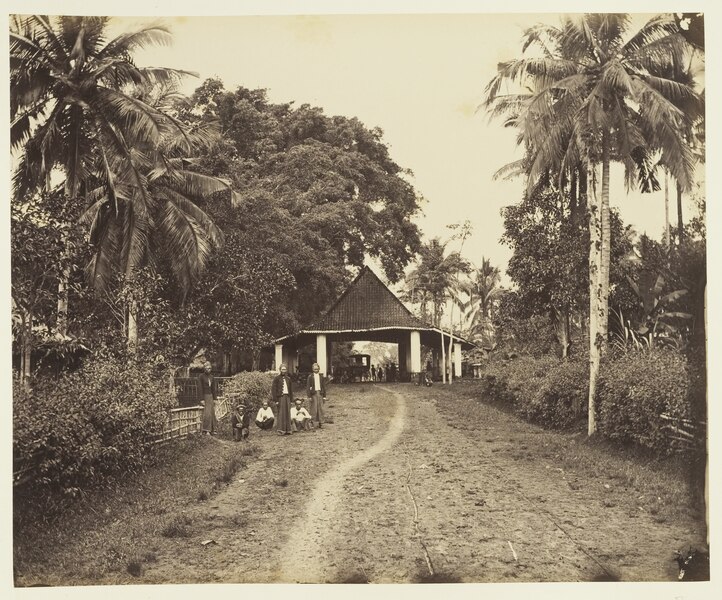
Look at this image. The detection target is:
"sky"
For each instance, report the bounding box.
[99,10,707,282]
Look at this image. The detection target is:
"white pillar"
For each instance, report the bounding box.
[316,334,328,376]
[453,342,462,378]
[288,349,298,375]
[274,343,283,372]
[410,330,421,374]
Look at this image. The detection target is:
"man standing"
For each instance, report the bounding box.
[306,362,327,428]
[272,364,293,435]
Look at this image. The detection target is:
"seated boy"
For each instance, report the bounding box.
[255,400,275,430]
[290,399,313,432]
[231,399,250,441]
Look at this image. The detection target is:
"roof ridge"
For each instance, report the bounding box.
[305,265,429,331]
[305,266,370,330]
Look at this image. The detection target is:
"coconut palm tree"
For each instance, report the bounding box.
[11,16,189,333]
[485,14,701,434]
[403,238,469,382]
[11,16,238,345]
[458,257,504,347]
[81,83,234,296]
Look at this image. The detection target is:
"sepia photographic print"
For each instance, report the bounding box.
[5,0,718,597]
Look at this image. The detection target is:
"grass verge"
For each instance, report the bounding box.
[14,433,254,584]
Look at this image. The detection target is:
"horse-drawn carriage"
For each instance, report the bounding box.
[333,353,372,383]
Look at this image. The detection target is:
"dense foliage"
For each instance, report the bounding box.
[479,356,586,430]
[222,371,276,415]
[477,351,703,457]
[13,357,173,503]
[597,350,693,453]
[181,80,423,331]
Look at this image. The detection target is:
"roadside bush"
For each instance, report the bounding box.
[481,355,558,408]
[222,371,275,413]
[596,349,690,453]
[525,359,588,429]
[478,355,586,429]
[13,356,173,503]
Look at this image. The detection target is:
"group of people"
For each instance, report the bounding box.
[369,363,397,382]
[197,361,327,439]
[271,362,327,435]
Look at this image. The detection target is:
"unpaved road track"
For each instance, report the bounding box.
[17,384,706,584]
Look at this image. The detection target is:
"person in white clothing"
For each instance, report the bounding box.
[306,362,327,428]
[291,399,313,431]
[255,400,275,430]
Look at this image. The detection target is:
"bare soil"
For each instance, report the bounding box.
[14,382,706,585]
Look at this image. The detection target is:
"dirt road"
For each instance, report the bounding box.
[18,383,706,584]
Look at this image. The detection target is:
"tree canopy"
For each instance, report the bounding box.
[181,80,423,330]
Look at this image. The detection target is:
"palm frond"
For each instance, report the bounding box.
[492,159,526,181]
[157,187,224,249]
[96,24,173,59]
[156,199,216,297]
[118,197,151,276]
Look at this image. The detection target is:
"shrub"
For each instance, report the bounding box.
[597,349,690,453]
[477,355,585,429]
[222,371,276,413]
[13,356,173,503]
[480,356,558,407]
[528,359,588,429]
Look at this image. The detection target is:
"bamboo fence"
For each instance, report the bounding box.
[153,376,232,445]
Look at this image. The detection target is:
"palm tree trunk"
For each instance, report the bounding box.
[57,241,70,337]
[569,170,578,218]
[447,303,454,384]
[589,134,613,435]
[20,308,33,390]
[599,134,611,350]
[554,306,571,359]
[677,180,684,246]
[127,297,138,352]
[588,163,602,436]
[440,329,446,384]
[664,173,671,248]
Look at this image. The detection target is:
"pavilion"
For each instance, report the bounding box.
[272,266,476,380]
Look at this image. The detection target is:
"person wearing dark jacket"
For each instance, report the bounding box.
[306,362,327,428]
[272,364,293,435]
[199,362,218,435]
[230,398,250,441]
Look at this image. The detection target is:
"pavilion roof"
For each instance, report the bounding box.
[273,266,476,350]
[307,266,426,331]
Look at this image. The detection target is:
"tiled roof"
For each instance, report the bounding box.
[307,266,428,331]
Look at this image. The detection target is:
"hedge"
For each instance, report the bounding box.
[596,349,691,453]
[477,349,702,453]
[480,356,587,430]
[13,357,173,501]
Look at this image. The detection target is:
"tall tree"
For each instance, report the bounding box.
[183,82,423,329]
[486,13,701,434]
[10,16,190,335]
[455,257,503,350]
[11,17,239,348]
